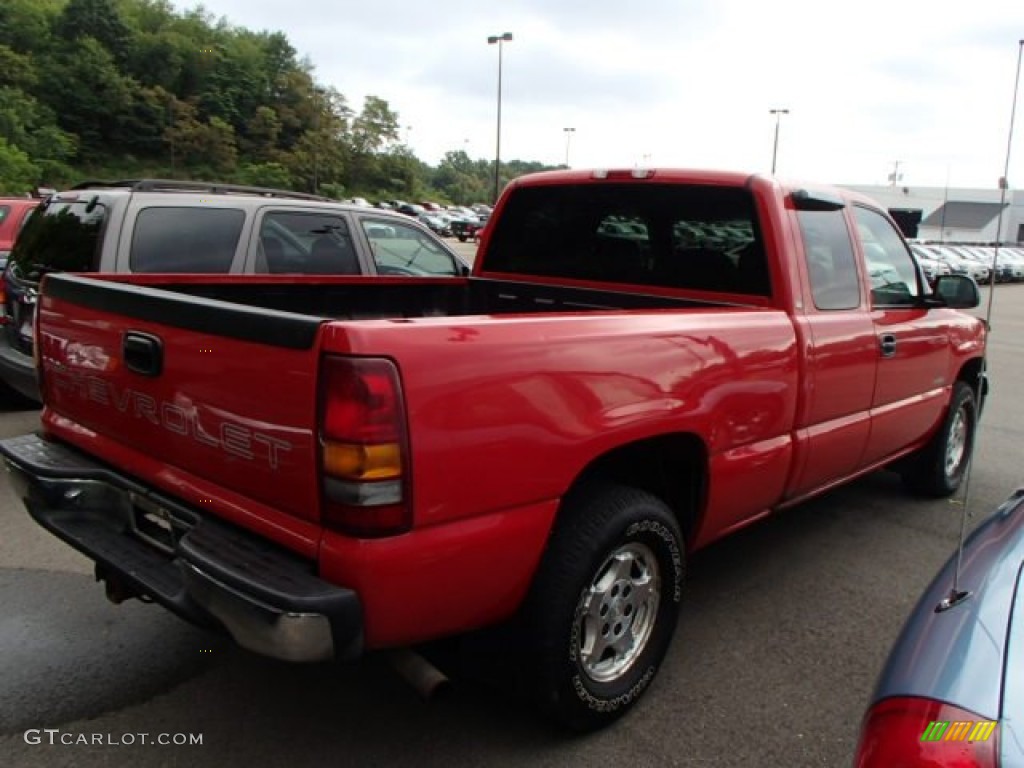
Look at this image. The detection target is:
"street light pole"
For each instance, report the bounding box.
[769,108,789,174]
[487,32,513,204]
[563,127,575,168]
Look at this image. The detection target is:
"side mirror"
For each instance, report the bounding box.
[932,274,980,309]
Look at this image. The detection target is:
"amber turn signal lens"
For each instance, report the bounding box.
[323,441,402,480]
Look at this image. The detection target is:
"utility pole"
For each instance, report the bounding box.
[563,127,575,168]
[769,108,789,174]
[888,160,903,187]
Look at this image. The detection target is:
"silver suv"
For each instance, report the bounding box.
[0,179,467,403]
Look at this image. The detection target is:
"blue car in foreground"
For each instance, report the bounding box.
[854,489,1024,767]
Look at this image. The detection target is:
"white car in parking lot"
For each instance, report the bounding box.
[924,245,989,283]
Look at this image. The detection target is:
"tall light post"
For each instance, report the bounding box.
[769,108,789,174]
[487,32,513,203]
[563,127,576,168]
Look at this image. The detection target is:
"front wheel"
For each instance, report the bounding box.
[522,483,685,731]
[901,381,977,497]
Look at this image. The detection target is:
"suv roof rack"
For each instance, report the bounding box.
[68,179,331,202]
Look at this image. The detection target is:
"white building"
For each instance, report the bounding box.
[839,184,1024,244]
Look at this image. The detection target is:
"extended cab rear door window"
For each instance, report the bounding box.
[255,211,360,274]
[797,208,861,310]
[852,207,921,307]
[131,207,244,272]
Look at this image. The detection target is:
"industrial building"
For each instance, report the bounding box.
[840,183,1024,244]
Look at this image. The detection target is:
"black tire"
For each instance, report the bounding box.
[522,483,685,731]
[457,235,467,242]
[901,381,977,497]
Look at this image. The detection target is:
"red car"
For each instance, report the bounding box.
[0,198,38,261]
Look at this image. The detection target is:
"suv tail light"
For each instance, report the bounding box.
[318,356,410,537]
[854,697,998,768]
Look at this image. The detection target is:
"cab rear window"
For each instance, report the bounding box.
[483,183,770,296]
[8,199,108,279]
[130,207,244,272]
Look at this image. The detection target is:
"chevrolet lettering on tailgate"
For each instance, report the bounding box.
[49,367,292,469]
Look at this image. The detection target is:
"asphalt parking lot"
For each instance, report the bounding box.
[450,237,478,265]
[0,282,1021,768]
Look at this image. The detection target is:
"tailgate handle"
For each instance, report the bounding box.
[123,332,163,377]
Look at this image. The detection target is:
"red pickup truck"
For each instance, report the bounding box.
[0,169,986,730]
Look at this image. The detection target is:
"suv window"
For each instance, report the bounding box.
[9,199,109,279]
[256,211,359,274]
[131,207,244,273]
[483,183,770,296]
[361,217,460,276]
[797,208,861,310]
[852,207,920,306]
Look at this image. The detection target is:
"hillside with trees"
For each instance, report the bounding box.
[0,0,555,202]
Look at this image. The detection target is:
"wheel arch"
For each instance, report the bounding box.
[957,356,987,410]
[564,433,708,548]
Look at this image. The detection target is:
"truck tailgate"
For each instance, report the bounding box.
[36,275,325,526]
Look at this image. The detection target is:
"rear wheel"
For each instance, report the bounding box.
[901,381,977,497]
[522,483,684,731]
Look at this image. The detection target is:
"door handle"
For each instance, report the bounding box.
[879,333,897,358]
[123,332,163,377]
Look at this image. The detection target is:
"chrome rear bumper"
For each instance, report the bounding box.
[0,433,363,663]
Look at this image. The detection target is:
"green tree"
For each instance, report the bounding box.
[38,36,135,159]
[433,149,490,204]
[235,161,292,189]
[240,105,282,161]
[0,87,78,181]
[162,100,237,174]
[0,0,60,53]
[202,116,238,173]
[350,96,399,155]
[0,45,37,90]
[0,137,39,194]
[54,0,132,63]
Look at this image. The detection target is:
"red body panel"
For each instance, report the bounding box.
[322,308,800,544]
[31,170,987,650]
[37,295,324,539]
[0,198,38,252]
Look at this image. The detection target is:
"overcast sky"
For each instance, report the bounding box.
[174,0,1024,189]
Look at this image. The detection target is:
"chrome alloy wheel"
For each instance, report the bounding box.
[945,404,969,478]
[576,542,661,684]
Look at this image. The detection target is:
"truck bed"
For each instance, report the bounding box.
[63,273,745,330]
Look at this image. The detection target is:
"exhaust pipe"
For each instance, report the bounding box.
[388,648,450,700]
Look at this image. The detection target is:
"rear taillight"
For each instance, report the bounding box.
[854,697,998,768]
[318,356,410,537]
